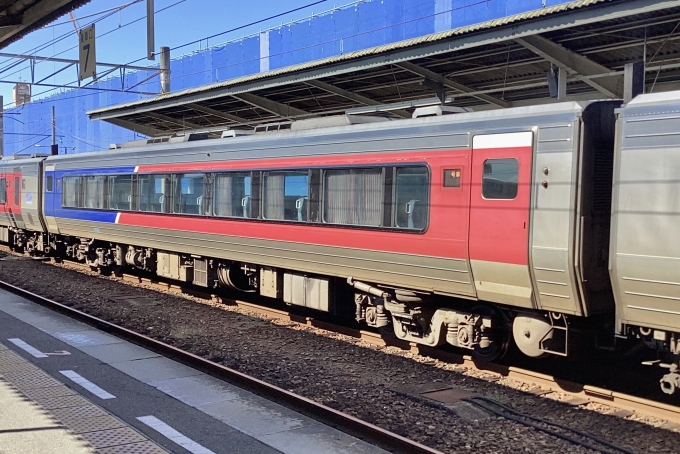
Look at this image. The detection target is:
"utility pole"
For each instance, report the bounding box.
[147,0,155,60]
[160,46,170,94]
[0,96,4,157]
[51,106,58,155]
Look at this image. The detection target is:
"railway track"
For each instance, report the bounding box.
[0,276,443,454]
[46,258,680,428]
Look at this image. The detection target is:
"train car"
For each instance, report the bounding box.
[610,92,680,393]
[36,100,620,362]
[0,156,49,253]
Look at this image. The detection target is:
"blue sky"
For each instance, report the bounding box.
[0,0,339,106]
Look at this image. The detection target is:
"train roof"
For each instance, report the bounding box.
[46,100,607,167]
[618,90,680,116]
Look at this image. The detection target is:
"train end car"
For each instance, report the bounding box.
[0,155,49,252]
[610,92,680,394]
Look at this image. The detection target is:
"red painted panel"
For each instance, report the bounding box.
[120,151,473,260]
[468,144,532,265]
[0,171,22,217]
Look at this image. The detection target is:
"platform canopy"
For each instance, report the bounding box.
[0,0,91,49]
[88,0,680,137]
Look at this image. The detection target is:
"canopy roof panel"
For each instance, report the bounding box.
[88,0,680,137]
[0,0,91,49]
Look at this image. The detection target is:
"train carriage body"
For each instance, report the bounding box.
[611,92,680,347]
[39,100,619,358]
[0,157,47,249]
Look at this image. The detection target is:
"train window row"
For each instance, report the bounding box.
[59,166,430,231]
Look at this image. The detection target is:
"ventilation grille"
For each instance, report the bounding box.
[193,259,208,287]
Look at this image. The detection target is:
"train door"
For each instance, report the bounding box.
[0,166,7,231]
[468,131,535,308]
[5,169,21,229]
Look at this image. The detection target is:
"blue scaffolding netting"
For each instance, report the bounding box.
[3,0,572,155]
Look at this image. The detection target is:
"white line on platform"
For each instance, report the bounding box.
[136,416,216,454]
[59,370,116,400]
[7,338,48,358]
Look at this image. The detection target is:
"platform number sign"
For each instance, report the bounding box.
[78,24,96,81]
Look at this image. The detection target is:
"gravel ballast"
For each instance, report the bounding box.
[0,251,677,454]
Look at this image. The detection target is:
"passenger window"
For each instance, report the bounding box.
[14,177,19,205]
[108,175,133,210]
[214,172,252,218]
[83,176,106,209]
[0,178,5,204]
[172,174,204,215]
[45,176,53,192]
[138,175,167,213]
[482,158,519,200]
[323,168,382,226]
[62,176,81,208]
[394,167,429,230]
[263,171,309,221]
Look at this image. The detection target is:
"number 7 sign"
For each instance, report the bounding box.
[79,24,96,81]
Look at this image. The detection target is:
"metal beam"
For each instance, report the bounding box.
[89,0,675,120]
[0,52,155,72]
[104,117,165,138]
[146,112,203,130]
[232,92,308,118]
[515,34,623,98]
[396,61,509,108]
[305,79,412,118]
[187,103,250,124]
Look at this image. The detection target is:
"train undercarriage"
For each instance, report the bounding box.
[2,227,678,395]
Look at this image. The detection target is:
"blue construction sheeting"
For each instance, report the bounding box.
[3,0,574,156]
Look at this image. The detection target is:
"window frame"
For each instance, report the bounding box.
[481,158,520,200]
[106,174,135,212]
[171,173,206,216]
[61,176,82,209]
[261,169,311,222]
[81,175,108,210]
[137,173,171,214]
[392,165,431,232]
[0,178,6,204]
[212,171,256,219]
[53,163,430,234]
[321,166,386,228]
[14,177,19,206]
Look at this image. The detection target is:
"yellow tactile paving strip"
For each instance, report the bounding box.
[0,342,170,454]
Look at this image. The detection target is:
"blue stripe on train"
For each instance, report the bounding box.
[52,208,118,224]
[44,166,136,220]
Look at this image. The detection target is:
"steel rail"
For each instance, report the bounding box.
[0,277,442,454]
[116,270,680,427]
[12,253,680,429]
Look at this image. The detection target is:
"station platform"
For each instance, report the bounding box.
[0,287,388,454]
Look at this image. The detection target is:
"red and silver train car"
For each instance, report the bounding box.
[0,93,678,392]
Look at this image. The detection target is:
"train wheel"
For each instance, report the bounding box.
[471,304,509,362]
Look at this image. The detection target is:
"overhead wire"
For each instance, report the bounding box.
[41,0,143,29]
[4,0,325,107]
[54,125,107,150]
[2,0,187,108]
[0,6,133,80]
